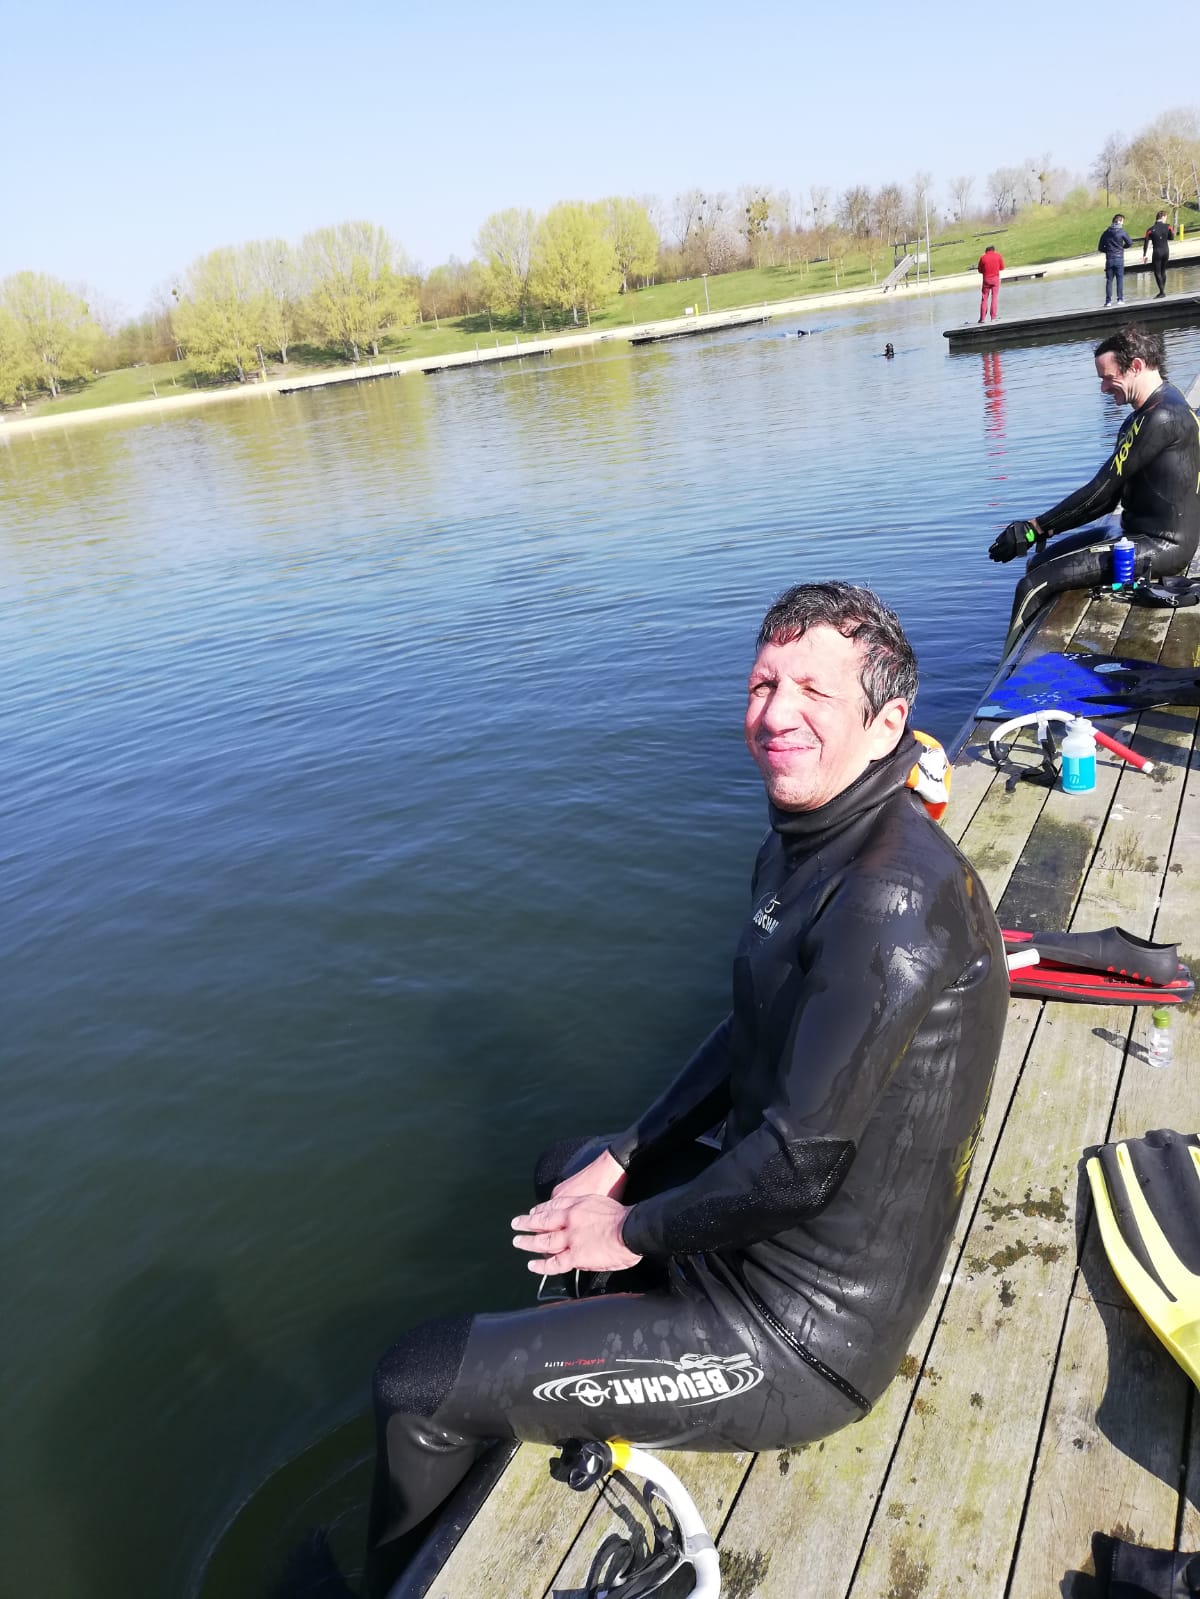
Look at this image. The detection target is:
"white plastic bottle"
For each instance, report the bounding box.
[1061,719,1097,793]
[1148,1006,1173,1068]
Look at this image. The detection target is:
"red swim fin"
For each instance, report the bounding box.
[1007,960,1193,1006]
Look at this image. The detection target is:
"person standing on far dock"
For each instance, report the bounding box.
[1098,214,1133,305]
[1142,211,1175,298]
[976,245,1004,322]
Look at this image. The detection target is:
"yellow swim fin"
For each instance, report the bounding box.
[1086,1130,1200,1388]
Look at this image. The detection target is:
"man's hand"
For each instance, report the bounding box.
[551,1148,627,1203]
[989,521,1038,563]
[512,1195,641,1274]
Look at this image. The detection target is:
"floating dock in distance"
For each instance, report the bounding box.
[629,310,770,345]
[945,290,1200,351]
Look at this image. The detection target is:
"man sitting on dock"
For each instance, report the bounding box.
[989,324,1200,653]
[364,582,1008,1598]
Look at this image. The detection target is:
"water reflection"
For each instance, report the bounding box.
[981,350,1008,510]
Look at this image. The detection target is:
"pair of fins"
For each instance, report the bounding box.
[1004,925,1194,1006]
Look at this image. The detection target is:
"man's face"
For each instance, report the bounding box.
[1096,351,1142,405]
[744,626,908,812]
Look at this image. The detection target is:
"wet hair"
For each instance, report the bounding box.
[756,581,918,722]
[1094,324,1166,376]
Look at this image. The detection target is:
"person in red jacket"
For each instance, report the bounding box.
[977,245,1004,322]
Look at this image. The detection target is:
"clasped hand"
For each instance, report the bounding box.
[511,1149,641,1274]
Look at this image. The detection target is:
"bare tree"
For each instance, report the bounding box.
[738,185,774,266]
[672,189,707,252]
[874,183,905,244]
[986,167,1020,219]
[948,174,974,221]
[826,229,851,286]
[809,185,831,231]
[908,170,934,236]
[838,185,873,238]
[1090,134,1128,207]
[1124,109,1200,223]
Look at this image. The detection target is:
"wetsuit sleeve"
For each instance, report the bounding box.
[606,1017,734,1172]
[1037,402,1178,537]
[621,859,965,1259]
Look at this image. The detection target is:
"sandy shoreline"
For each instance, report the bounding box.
[4,242,1198,442]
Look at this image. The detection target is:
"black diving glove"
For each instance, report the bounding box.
[989,521,1039,563]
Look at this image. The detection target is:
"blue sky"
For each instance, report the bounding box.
[4,0,1193,318]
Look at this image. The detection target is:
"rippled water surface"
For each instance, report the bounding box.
[4,271,1200,1598]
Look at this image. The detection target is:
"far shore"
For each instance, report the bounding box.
[4,242,1199,442]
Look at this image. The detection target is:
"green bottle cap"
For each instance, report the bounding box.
[1151,1006,1171,1027]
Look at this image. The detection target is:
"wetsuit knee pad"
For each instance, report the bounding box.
[373,1313,473,1419]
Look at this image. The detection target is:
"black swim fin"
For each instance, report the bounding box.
[1086,1131,1200,1389]
[1092,1531,1200,1597]
[1004,927,1193,1005]
[1131,575,1200,610]
[1081,663,1200,711]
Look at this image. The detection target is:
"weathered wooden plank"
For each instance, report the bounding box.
[1005,695,1196,1596]
[1008,1294,1188,1597]
[431,1443,596,1599]
[956,772,1051,913]
[713,1001,1042,1599]
[1067,592,1134,657]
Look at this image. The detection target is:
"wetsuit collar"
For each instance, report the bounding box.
[768,730,920,855]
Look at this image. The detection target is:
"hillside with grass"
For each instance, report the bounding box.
[19,198,1196,421]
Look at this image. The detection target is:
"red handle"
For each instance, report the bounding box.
[1092,727,1154,773]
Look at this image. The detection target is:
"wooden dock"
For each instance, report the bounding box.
[416,572,1200,1598]
[945,289,1200,351]
[629,312,769,345]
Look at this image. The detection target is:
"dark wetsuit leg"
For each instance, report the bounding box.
[366,1263,862,1595]
[365,1134,862,1596]
[1153,255,1168,295]
[1004,524,1185,653]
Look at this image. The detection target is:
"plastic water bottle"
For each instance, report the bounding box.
[1148,1006,1173,1068]
[1112,536,1136,587]
[1061,719,1097,793]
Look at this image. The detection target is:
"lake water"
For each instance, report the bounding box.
[4,266,1200,1599]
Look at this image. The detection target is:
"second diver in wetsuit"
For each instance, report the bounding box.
[989,323,1200,653]
[363,581,1008,1598]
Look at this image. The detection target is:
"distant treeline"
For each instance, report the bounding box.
[2,109,1196,405]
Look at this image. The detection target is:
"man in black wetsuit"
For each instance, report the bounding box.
[1142,211,1175,298]
[365,582,1008,1598]
[989,324,1200,653]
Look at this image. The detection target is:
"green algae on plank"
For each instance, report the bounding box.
[720,1547,771,1598]
[888,1543,931,1598]
[982,1186,1069,1224]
